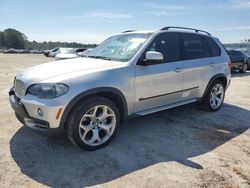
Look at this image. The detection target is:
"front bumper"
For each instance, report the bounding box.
[9,88,65,135]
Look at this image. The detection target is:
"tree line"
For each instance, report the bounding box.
[0,28,97,50]
[1,28,250,50]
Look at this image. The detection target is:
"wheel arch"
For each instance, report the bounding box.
[60,87,128,129]
[202,74,227,99]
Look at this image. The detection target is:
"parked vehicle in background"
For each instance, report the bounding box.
[44,47,59,57]
[18,49,31,54]
[1,49,38,54]
[43,50,50,57]
[78,48,94,56]
[240,49,250,70]
[75,48,86,55]
[49,48,60,57]
[228,49,248,73]
[55,48,78,60]
[3,48,18,53]
[9,26,231,150]
[30,49,44,54]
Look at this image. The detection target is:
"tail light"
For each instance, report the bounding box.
[228,60,232,69]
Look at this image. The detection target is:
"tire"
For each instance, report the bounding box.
[199,80,225,112]
[240,63,247,73]
[66,97,120,150]
[247,61,250,70]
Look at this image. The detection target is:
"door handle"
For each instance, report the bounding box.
[175,68,182,73]
[210,63,215,67]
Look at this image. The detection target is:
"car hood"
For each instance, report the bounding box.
[56,54,78,59]
[16,57,123,85]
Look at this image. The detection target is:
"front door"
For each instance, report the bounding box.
[135,32,183,112]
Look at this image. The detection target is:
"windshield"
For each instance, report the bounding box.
[87,33,151,61]
[59,48,76,54]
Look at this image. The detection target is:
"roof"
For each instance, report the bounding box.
[121,26,212,36]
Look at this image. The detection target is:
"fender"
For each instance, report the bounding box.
[202,73,227,99]
[59,87,128,128]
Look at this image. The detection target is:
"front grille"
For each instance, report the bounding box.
[15,79,26,97]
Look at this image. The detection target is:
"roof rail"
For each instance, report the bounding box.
[122,30,136,33]
[161,26,211,36]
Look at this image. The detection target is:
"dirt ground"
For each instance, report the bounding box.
[0,54,250,188]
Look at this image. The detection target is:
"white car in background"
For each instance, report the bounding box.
[55,48,78,60]
[44,47,59,57]
[77,48,94,57]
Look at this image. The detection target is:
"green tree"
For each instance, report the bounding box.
[0,31,5,48]
[0,28,97,50]
[3,28,27,49]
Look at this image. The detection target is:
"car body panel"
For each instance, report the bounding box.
[135,61,183,112]
[228,50,246,70]
[55,53,78,60]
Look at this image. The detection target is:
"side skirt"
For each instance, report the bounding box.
[135,98,197,116]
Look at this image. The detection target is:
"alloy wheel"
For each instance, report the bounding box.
[78,105,116,146]
[210,83,224,110]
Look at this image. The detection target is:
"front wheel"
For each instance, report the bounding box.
[66,97,120,150]
[199,80,225,112]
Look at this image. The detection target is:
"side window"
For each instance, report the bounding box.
[147,33,179,63]
[228,51,235,56]
[236,51,243,56]
[180,33,204,60]
[229,51,241,56]
[203,36,221,57]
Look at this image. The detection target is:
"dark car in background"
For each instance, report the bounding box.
[228,50,248,73]
[75,48,86,55]
[78,48,94,56]
[240,49,250,70]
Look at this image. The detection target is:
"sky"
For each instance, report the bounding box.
[0,0,250,44]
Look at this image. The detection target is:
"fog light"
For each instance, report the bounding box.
[37,108,43,116]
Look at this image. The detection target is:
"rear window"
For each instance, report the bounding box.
[180,33,204,60]
[228,50,243,56]
[203,36,221,57]
[180,33,221,60]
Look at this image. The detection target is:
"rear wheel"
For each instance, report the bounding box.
[247,61,250,70]
[199,80,225,112]
[66,97,120,150]
[240,63,247,73]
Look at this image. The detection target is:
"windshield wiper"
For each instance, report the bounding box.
[87,55,111,60]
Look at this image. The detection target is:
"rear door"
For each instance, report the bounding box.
[179,33,221,99]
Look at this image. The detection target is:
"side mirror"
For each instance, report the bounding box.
[140,51,164,65]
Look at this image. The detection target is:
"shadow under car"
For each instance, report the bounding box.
[10,103,250,187]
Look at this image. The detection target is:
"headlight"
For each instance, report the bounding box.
[27,83,68,99]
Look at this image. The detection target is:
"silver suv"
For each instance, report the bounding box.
[9,27,231,150]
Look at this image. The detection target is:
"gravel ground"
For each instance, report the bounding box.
[0,54,250,188]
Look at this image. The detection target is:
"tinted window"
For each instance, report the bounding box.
[147,33,179,63]
[245,50,250,56]
[228,50,243,56]
[180,34,204,60]
[203,36,221,57]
